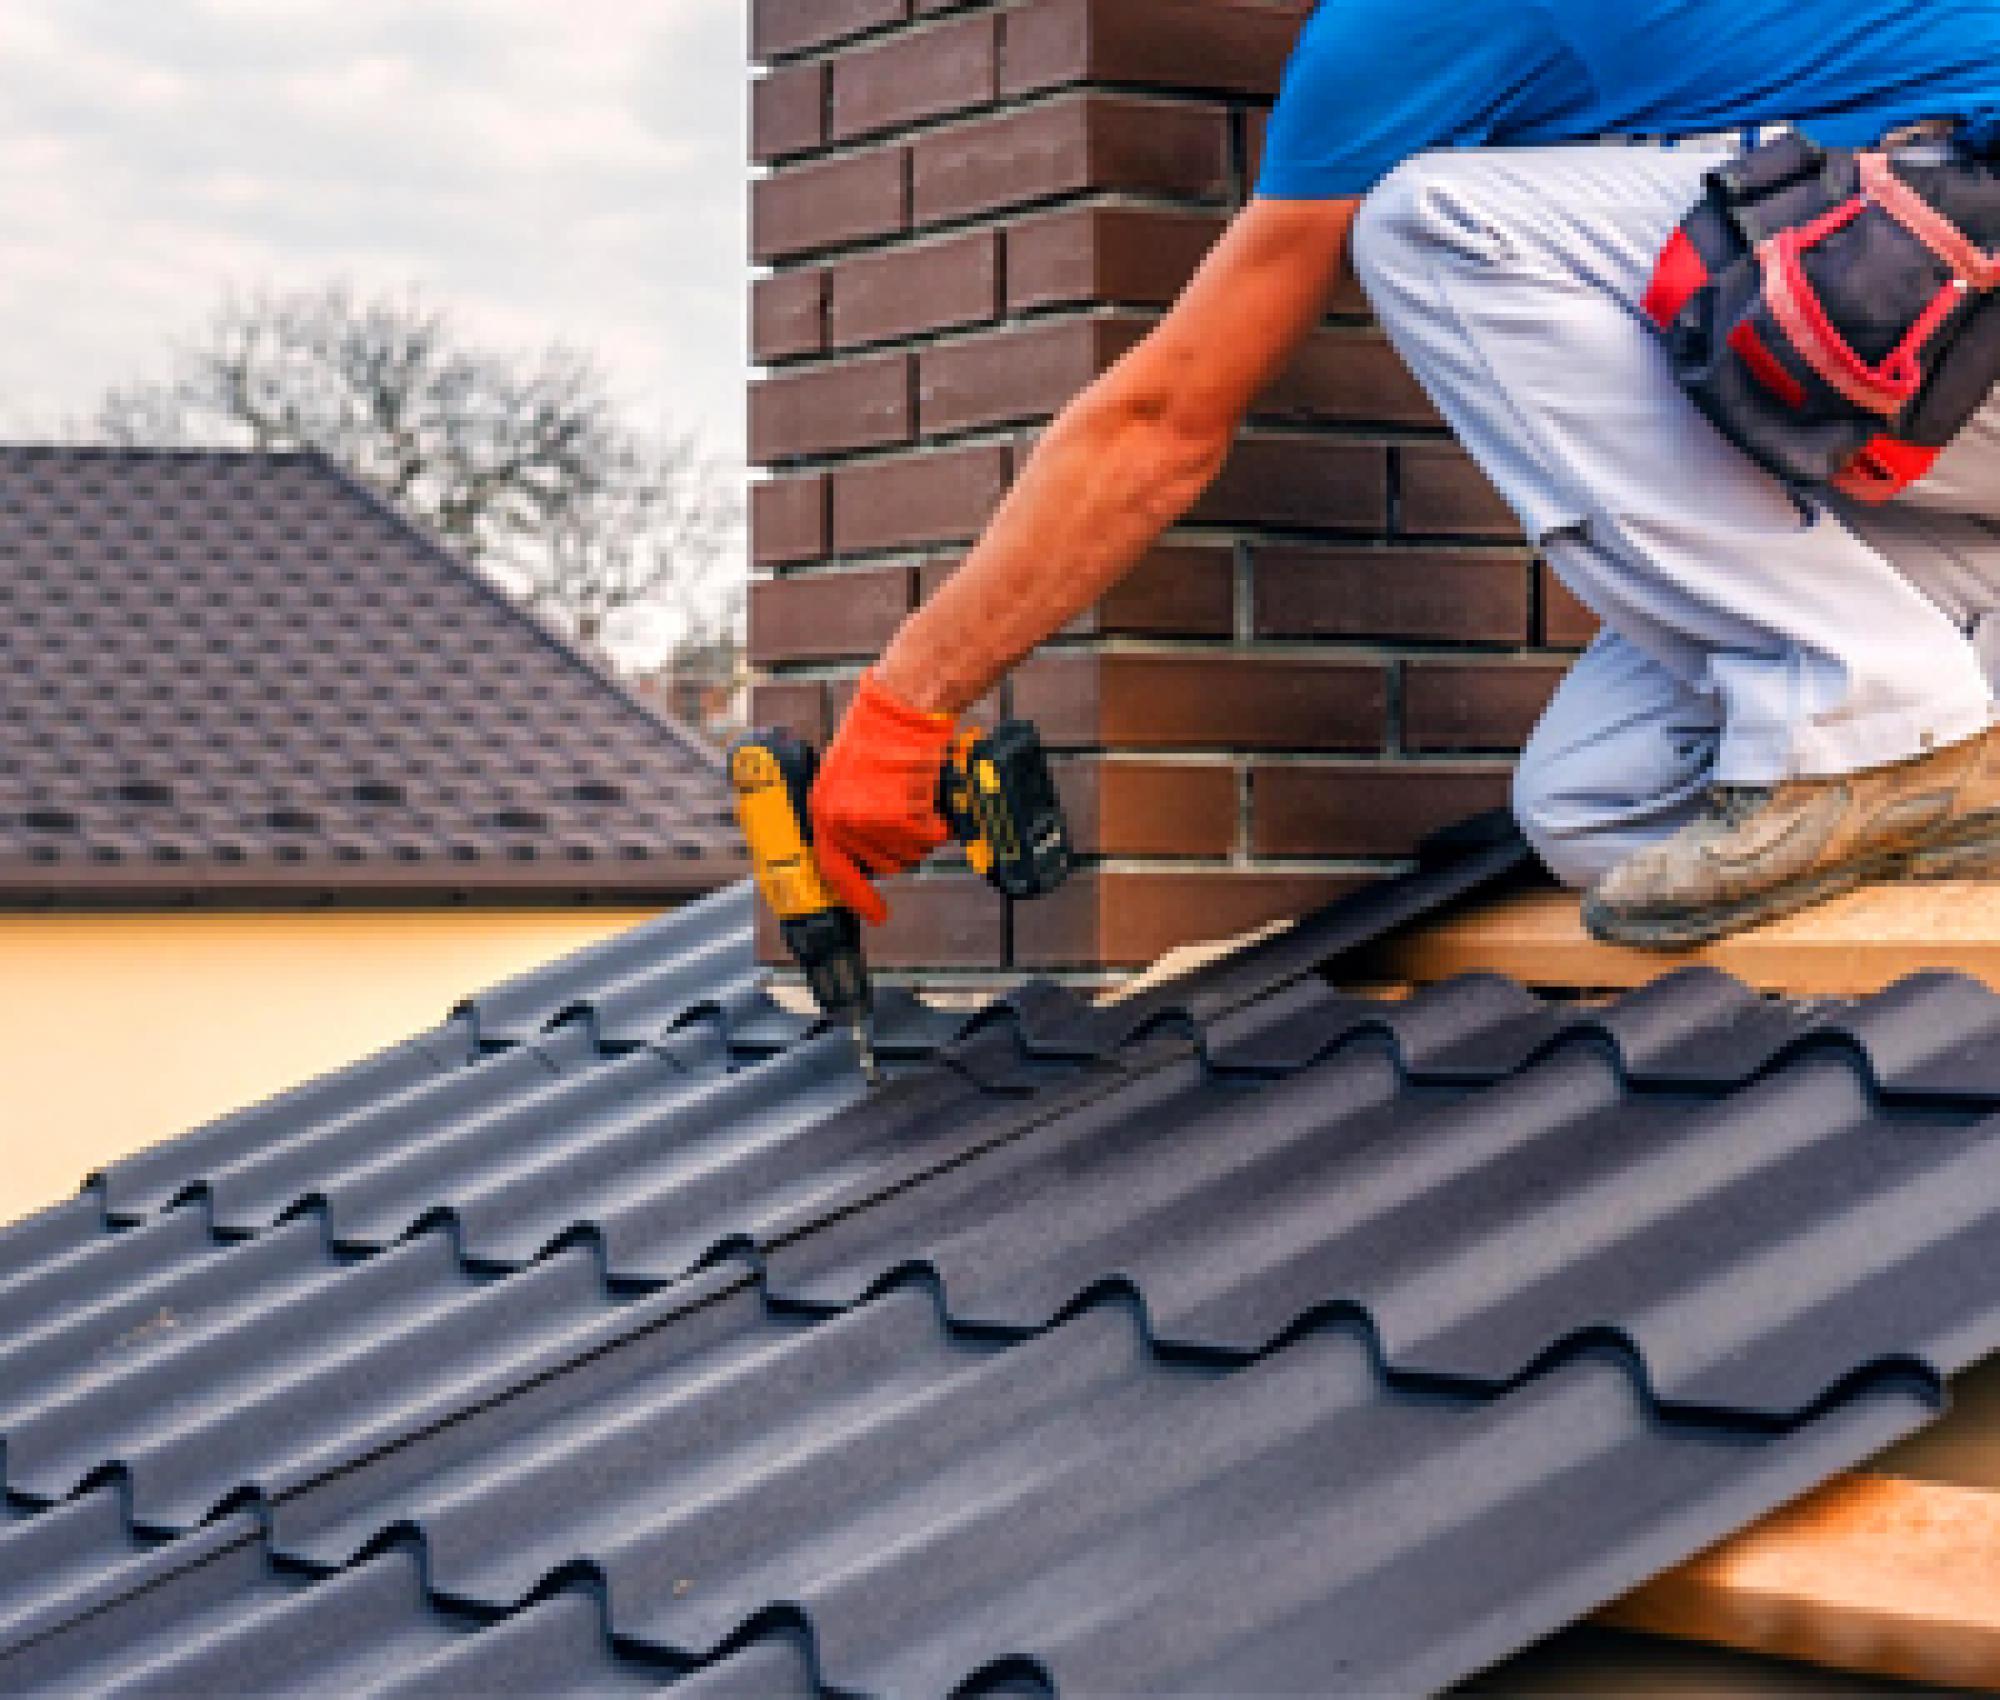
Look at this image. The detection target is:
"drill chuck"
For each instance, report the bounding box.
[779,907,871,1028]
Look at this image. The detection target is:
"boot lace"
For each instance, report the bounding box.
[1704,784,1776,829]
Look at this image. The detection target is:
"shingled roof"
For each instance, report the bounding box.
[4,841,1998,1694]
[0,446,744,903]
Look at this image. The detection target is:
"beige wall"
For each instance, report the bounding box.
[0,908,658,1226]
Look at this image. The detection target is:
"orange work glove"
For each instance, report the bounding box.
[809,669,957,926]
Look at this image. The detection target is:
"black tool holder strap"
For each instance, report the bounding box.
[1644,130,2000,501]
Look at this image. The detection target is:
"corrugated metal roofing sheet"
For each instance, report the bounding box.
[4,845,1997,1695]
[0,446,744,903]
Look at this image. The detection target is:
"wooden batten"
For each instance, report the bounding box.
[1604,1474,2000,1691]
[1359,881,2000,994]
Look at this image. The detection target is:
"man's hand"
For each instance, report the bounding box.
[808,670,958,926]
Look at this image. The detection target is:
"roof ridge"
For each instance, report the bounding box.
[306,451,728,776]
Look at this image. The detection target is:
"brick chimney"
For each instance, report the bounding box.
[748,0,1592,989]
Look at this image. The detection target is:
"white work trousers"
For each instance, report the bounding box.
[1350,143,2000,889]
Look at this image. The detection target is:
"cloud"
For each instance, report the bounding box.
[0,0,747,471]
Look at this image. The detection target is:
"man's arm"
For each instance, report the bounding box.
[876,194,1362,716]
[807,194,1361,922]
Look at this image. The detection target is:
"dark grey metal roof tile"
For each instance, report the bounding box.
[1798,969,2000,1097]
[93,1019,480,1223]
[0,1196,106,1294]
[3,1233,630,1530]
[1208,972,1558,1079]
[361,1585,678,1698]
[224,1287,1939,1698]
[76,1548,458,1700]
[0,1490,164,1650]
[455,883,756,1047]
[763,1001,2000,1418]
[188,1035,595,1241]
[0,1502,260,1673]
[0,1504,810,1700]
[11,851,2000,1696]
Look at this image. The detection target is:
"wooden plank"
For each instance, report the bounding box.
[1099,920,1295,1005]
[1603,1473,2000,1691]
[1361,881,2000,994]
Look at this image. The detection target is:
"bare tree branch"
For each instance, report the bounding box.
[97,282,742,676]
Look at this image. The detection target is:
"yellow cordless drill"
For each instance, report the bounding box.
[729,721,1074,1085]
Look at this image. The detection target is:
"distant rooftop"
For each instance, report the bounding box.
[0,447,744,904]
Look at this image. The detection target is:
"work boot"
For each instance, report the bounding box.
[1582,725,2000,949]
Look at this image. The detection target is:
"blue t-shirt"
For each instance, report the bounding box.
[1257,0,2000,199]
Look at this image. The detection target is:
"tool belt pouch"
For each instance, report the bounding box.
[1643,131,2000,502]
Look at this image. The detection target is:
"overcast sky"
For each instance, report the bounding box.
[0,0,747,467]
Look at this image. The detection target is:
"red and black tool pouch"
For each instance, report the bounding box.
[1643,132,2000,502]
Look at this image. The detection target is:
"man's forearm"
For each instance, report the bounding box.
[875,377,1225,717]
[871,196,1358,719]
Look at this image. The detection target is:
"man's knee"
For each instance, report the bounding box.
[1350,153,1494,308]
[1511,750,1599,892]
[1510,741,1657,893]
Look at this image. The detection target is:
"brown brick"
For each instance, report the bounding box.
[832,14,997,140]
[749,353,913,462]
[1254,331,1438,428]
[752,62,825,162]
[758,874,1005,970]
[1250,762,1513,858]
[1076,544,1237,637]
[871,876,1006,968]
[918,543,1235,640]
[752,148,907,263]
[751,473,827,566]
[1403,660,1569,753]
[1056,757,1240,857]
[1245,106,1272,182]
[1539,561,1600,649]
[1252,546,1532,644]
[1005,206,1226,313]
[1191,437,1388,533]
[752,270,826,364]
[918,317,1147,435]
[1399,444,1521,540]
[1013,652,1387,752]
[752,0,906,59]
[748,678,831,746]
[747,565,916,665]
[1001,0,1310,98]
[831,230,999,348]
[1328,269,1373,318]
[831,443,1012,553]
[1015,868,1365,970]
[911,95,1229,227]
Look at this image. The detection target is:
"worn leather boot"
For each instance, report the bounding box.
[1582,725,2000,948]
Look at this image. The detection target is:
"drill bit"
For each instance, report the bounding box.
[852,1013,883,1088]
